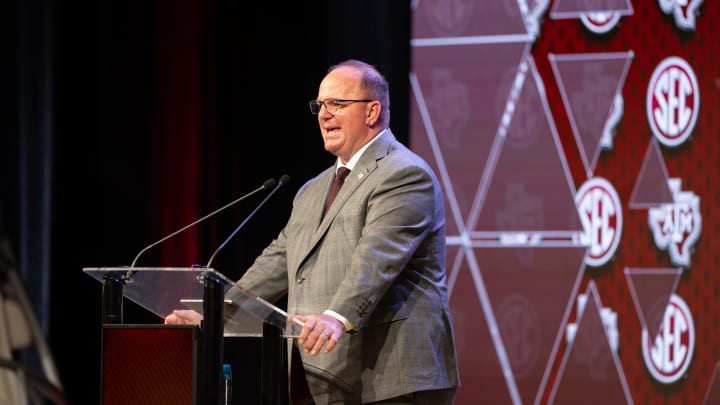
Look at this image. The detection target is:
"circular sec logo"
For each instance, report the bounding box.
[575,177,623,267]
[646,56,699,148]
[580,12,622,34]
[642,294,695,384]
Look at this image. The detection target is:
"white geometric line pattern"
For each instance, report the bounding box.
[407,1,638,404]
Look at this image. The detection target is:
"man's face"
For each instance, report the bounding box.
[316,67,374,163]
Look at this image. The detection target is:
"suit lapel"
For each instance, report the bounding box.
[312,131,395,238]
[296,131,396,275]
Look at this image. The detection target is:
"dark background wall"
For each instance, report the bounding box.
[2,1,409,404]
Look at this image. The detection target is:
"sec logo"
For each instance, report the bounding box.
[646,56,699,148]
[575,177,623,267]
[642,294,695,384]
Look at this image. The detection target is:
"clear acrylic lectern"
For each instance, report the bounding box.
[83,266,300,337]
[83,266,296,405]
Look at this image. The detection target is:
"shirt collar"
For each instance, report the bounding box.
[334,128,388,173]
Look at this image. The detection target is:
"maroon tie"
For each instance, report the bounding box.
[323,167,351,218]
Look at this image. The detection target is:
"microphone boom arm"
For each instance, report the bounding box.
[205,175,289,268]
[130,178,276,267]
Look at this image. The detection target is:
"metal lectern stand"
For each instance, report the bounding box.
[83,267,300,405]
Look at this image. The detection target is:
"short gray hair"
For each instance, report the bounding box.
[328,59,390,128]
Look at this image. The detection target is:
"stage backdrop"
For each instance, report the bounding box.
[409,1,719,404]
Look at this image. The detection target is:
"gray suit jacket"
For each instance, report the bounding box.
[233,130,459,402]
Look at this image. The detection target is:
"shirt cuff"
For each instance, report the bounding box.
[323,309,355,332]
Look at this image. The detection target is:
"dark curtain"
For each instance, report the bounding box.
[3,1,409,404]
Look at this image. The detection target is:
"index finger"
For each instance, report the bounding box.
[289,315,306,327]
[298,318,316,343]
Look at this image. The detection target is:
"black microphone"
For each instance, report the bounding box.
[129,178,277,267]
[205,174,290,268]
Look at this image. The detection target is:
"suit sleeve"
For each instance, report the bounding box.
[231,226,291,304]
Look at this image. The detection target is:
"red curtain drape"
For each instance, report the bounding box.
[149,1,214,266]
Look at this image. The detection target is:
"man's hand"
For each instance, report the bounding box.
[292,313,345,355]
[164,309,203,325]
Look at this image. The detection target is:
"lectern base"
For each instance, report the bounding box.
[101,325,197,405]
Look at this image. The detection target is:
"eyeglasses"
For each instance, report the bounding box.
[309,98,374,114]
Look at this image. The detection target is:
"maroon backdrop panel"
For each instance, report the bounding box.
[410,1,719,404]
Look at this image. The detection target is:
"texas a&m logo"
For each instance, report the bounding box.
[648,178,701,267]
[657,0,704,31]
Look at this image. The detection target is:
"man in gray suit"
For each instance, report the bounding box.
[167,59,459,404]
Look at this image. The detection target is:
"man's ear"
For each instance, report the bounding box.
[366,101,381,126]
